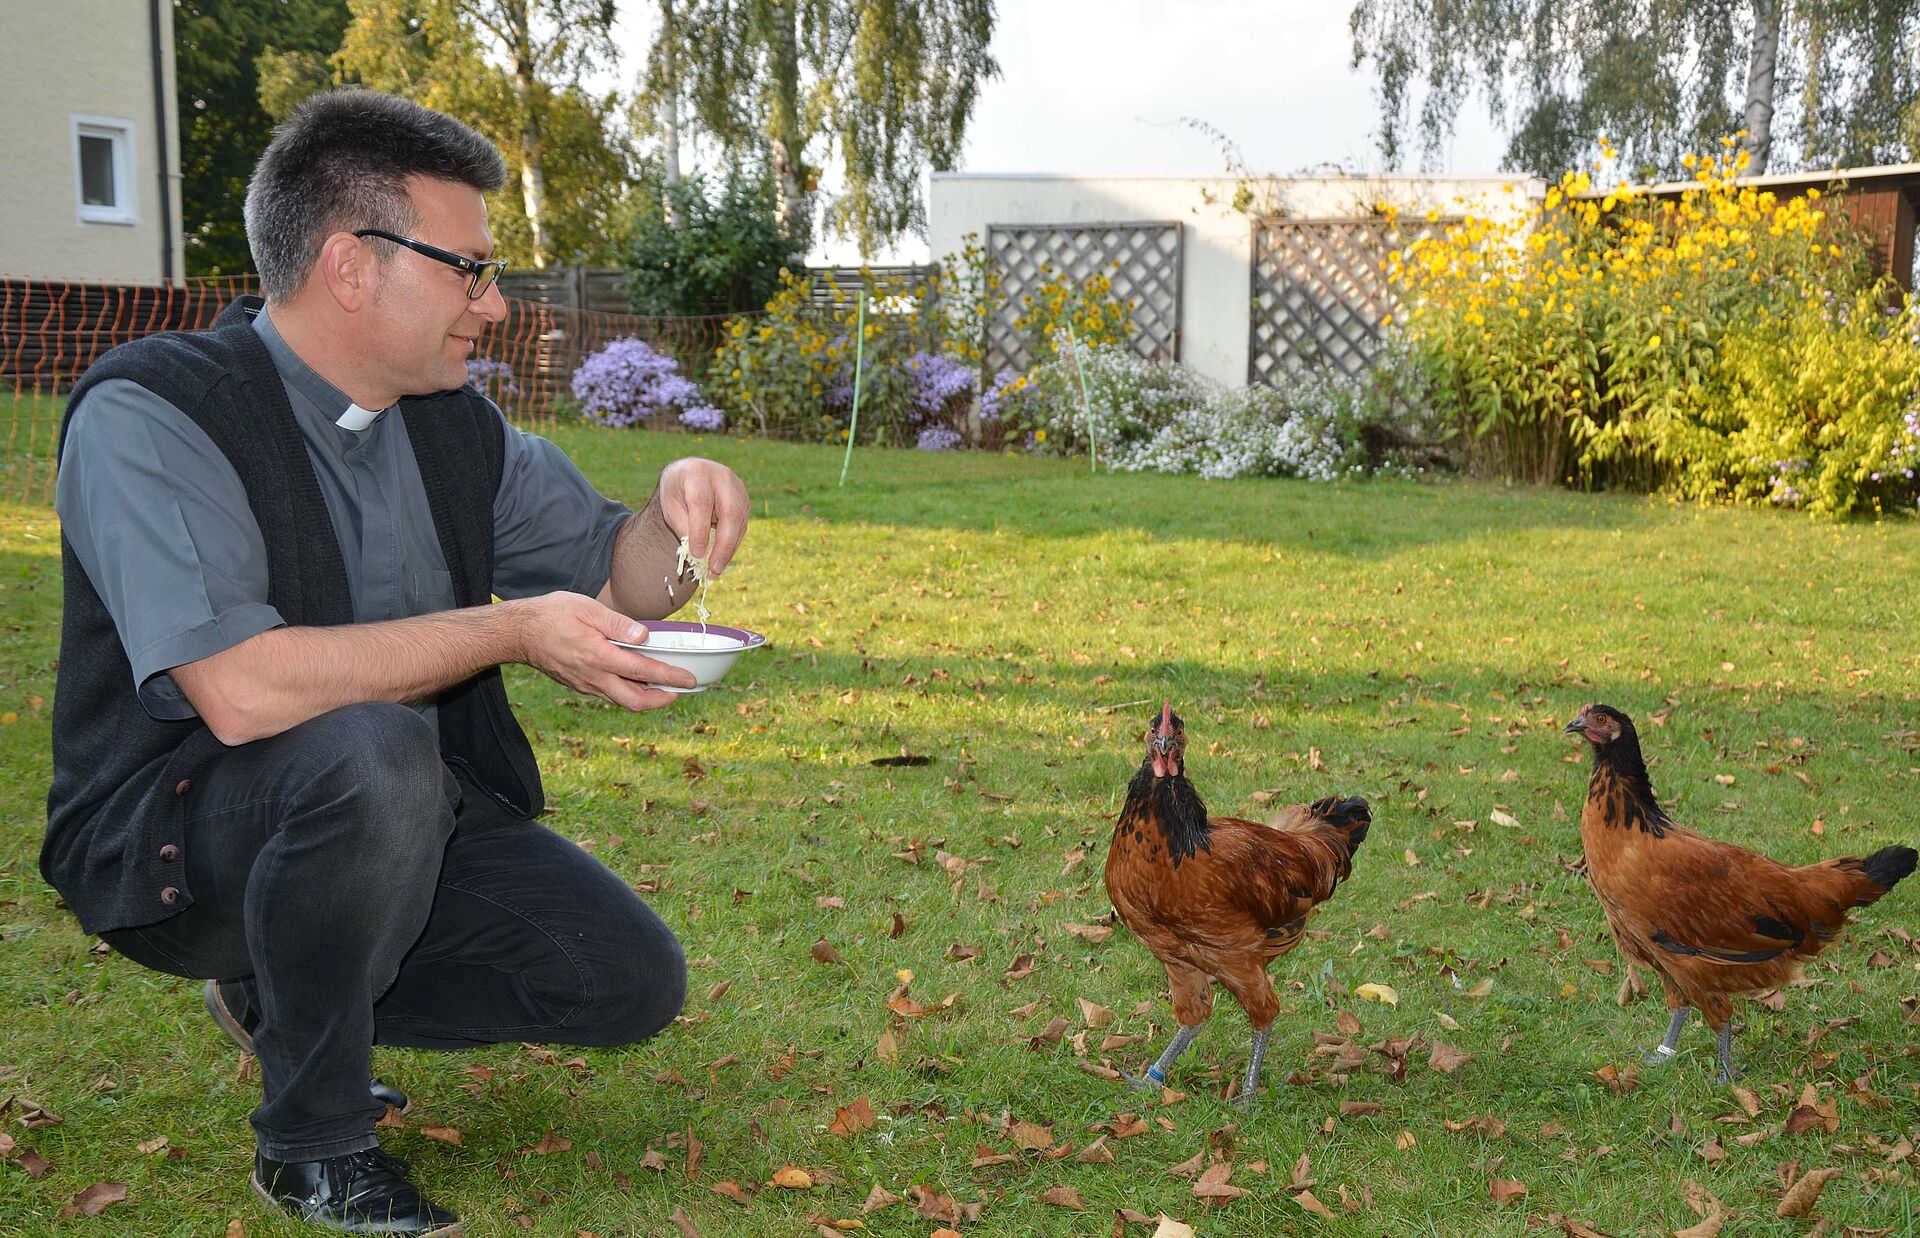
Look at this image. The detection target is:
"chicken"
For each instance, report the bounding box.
[1104,702,1370,1106]
[1566,703,1916,1081]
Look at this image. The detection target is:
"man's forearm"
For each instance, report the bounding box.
[603,496,701,621]
[173,601,531,746]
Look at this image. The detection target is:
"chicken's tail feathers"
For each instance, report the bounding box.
[1846,844,1917,904]
[1307,795,1371,850]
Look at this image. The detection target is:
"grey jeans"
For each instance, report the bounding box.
[101,702,686,1161]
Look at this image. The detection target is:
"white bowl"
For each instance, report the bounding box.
[609,621,767,693]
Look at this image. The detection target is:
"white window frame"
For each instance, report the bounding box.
[70,115,139,226]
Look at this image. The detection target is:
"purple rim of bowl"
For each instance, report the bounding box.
[643,621,767,649]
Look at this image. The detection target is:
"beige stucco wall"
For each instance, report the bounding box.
[930,173,1542,387]
[0,1,183,284]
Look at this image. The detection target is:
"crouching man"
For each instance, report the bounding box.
[44,88,746,1235]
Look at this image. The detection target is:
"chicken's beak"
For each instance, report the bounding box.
[1563,714,1588,735]
[1153,699,1176,752]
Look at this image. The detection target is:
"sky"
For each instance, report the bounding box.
[605,1,1511,263]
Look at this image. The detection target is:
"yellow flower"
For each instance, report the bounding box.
[1034,429,1048,443]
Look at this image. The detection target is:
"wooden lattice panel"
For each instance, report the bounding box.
[985,222,1182,373]
[1249,216,1456,385]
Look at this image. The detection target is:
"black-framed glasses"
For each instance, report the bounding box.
[354,228,508,299]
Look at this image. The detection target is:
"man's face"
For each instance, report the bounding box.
[366,175,506,396]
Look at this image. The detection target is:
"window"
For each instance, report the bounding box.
[70,116,138,225]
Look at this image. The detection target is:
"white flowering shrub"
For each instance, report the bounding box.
[1016,341,1441,481]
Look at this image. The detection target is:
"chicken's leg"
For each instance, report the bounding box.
[1135,1023,1203,1089]
[1714,1023,1740,1083]
[1644,1007,1690,1067]
[1236,1028,1271,1109]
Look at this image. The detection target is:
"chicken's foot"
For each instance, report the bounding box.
[1135,1023,1202,1090]
[1644,1007,1690,1067]
[1234,1028,1271,1110]
[1714,1023,1741,1083]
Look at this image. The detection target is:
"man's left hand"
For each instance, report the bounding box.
[658,457,748,573]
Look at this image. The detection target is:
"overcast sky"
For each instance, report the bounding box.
[607,1,1510,262]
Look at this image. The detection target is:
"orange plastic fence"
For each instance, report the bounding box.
[0,275,742,507]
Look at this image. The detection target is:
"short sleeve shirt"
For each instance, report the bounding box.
[55,308,632,721]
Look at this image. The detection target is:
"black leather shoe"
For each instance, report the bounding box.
[253,1147,461,1235]
[206,979,411,1113]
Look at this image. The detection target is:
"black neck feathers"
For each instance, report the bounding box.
[1123,762,1212,864]
[1588,735,1674,838]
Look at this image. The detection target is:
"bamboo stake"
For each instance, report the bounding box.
[839,294,867,486]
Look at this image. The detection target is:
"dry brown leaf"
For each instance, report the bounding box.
[1077,1135,1115,1164]
[861,1184,900,1214]
[1339,1101,1383,1116]
[1294,1190,1337,1219]
[1335,1009,1363,1036]
[1775,1167,1841,1218]
[1006,953,1037,980]
[135,1137,169,1155]
[1078,998,1116,1027]
[1489,1178,1528,1206]
[530,1130,571,1155]
[712,1181,751,1204]
[65,1182,128,1218]
[1673,1208,1726,1238]
[1429,1041,1472,1074]
[771,1166,815,1189]
[1065,923,1115,944]
[1039,1185,1086,1210]
[669,1205,701,1238]
[1009,1120,1055,1151]
[1395,1131,1417,1151]
[809,938,844,965]
[685,1126,704,1178]
[909,1185,960,1223]
[706,980,732,1002]
[226,1220,243,1238]
[1165,1150,1206,1178]
[1192,1180,1250,1201]
[1150,1219,1197,1238]
[421,1126,463,1145]
[828,1097,876,1138]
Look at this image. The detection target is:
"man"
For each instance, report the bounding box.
[44,89,746,1235]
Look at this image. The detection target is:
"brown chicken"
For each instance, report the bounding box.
[1566,703,1916,1081]
[1104,702,1370,1106]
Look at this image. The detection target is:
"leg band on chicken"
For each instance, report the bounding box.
[1136,1023,1202,1090]
[1644,1007,1690,1066]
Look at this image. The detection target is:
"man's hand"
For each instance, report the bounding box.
[515,592,697,709]
[658,457,748,572]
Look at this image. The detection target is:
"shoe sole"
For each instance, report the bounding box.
[251,1174,464,1236]
[211,980,411,1115]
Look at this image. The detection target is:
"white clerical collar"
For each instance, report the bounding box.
[335,403,383,431]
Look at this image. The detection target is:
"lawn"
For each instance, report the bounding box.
[1,429,1917,1237]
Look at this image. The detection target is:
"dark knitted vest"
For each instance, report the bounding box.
[44,296,542,934]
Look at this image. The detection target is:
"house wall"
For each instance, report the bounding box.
[0,1,183,284]
[929,173,1540,387]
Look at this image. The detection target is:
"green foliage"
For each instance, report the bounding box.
[332,0,639,267]
[624,171,798,315]
[1391,149,1917,513]
[668,0,1000,251]
[174,0,352,275]
[1350,0,1920,177]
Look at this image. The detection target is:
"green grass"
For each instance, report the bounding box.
[2,430,1918,1236]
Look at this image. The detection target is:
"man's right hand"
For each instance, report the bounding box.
[512,591,698,710]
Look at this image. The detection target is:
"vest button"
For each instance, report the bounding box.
[174,779,193,796]
[159,886,181,906]
[159,844,181,862]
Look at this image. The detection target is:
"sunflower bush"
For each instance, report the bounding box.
[1389,139,1917,514]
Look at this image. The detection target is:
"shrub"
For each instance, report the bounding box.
[1388,138,1904,513]
[465,358,519,401]
[624,171,798,315]
[571,336,724,431]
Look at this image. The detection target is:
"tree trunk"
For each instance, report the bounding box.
[766,0,806,239]
[507,5,549,267]
[660,0,681,227]
[1742,0,1782,176]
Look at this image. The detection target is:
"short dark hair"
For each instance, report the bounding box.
[244,88,507,301]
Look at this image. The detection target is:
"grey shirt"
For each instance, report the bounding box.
[56,308,632,721]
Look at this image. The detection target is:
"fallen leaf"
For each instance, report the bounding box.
[861,1184,900,1214]
[1489,1178,1528,1206]
[876,1026,898,1063]
[1150,1219,1196,1238]
[1039,1186,1085,1209]
[135,1137,169,1155]
[772,1166,815,1189]
[1077,1135,1114,1164]
[1064,923,1114,945]
[1077,998,1115,1027]
[712,1181,751,1204]
[1165,1150,1206,1178]
[810,938,844,965]
[669,1205,701,1238]
[65,1182,128,1218]
[226,1220,243,1238]
[1006,953,1037,980]
[1428,1041,1472,1073]
[421,1126,463,1145]
[1775,1167,1841,1217]
[1294,1190,1336,1219]
[1354,983,1399,1006]
[1335,1009,1363,1035]
[1339,1101,1383,1116]
[1674,1207,1726,1238]
[1395,1131,1416,1151]
[828,1097,876,1138]
[1009,1120,1055,1151]
[1490,809,1522,829]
